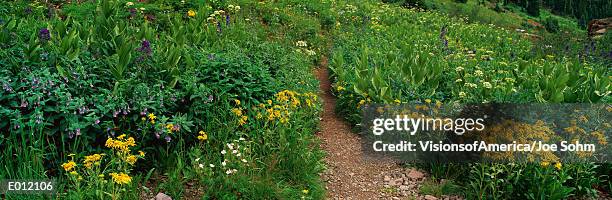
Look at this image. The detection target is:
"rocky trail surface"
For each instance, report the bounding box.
[315,58,456,200]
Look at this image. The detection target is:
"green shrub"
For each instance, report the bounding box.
[543,17,560,33]
[402,0,428,9]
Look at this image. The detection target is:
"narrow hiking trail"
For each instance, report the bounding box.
[315,58,431,200]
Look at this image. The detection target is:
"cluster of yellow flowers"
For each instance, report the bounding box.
[62,161,77,172]
[357,98,372,108]
[166,123,175,133]
[276,90,301,108]
[265,104,290,123]
[197,130,208,142]
[60,135,143,191]
[61,155,84,182]
[232,102,249,126]
[105,134,136,153]
[106,134,143,167]
[187,9,196,17]
[83,154,104,168]
[541,161,563,170]
[302,92,318,108]
[481,120,559,162]
[258,90,317,124]
[109,172,132,185]
[147,113,157,124]
[336,85,345,92]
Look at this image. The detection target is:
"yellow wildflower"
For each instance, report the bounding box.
[231,108,243,116]
[554,162,562,170]
[305,99,313,107]
[83,154,103,168]
[138,151,146,157]
[148,113,156,121]
[234,99,241,106]
[425,99,432,104]
[197,131,208,141]
[125,155,138,165]
[239,115,248,125]
[110,172,132,185]
[187,10,196,17]
[166,124,174,132]
[105,136,136,152]
[357,100,366,108]
[540,161,550,167]
[62,161,76,171]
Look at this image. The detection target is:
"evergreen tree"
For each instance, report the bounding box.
[526,0,540,17]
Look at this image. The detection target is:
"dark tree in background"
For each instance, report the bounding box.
[526,0,541,17]
[543,0,612,27]
[506,0,612,28]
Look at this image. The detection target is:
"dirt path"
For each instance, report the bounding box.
[315,58,424,200]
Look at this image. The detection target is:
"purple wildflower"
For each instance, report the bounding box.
[137,40,152,55]
[129,8,137,19]
[75,128,81,136]
[145,14,156,22]
[140,108,148,116]
[165,136,172,143]
[39,28,51,42]
[216,22,222,33]
[226,14,230,26]
[94,119,100,125]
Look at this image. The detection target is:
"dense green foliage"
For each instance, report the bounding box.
[328,0,610,199]
[0,0,331,199]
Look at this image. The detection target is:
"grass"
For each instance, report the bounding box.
[424,0,524,28]
[419,179,463,197]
